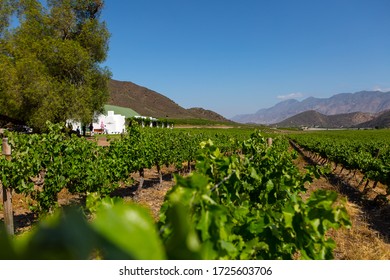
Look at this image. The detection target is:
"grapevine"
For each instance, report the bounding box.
[1,127,350,259]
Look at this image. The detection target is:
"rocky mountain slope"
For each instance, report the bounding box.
[186,107,233,123]
[108,79,230,122]
[356,110,390,128]
[232,91,390,124]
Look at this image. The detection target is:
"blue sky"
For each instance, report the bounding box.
[101,0,390,118]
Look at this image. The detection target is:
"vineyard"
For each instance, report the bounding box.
[1,124,390,259]
[288,130,390,259]
[289,130,390,202]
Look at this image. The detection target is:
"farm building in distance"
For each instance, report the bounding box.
[67,105,172,135]
[68,105,139,135]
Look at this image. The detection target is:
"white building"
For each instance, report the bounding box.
[133,115,157,127]
[93,111,125,134]
[68,110,126,135]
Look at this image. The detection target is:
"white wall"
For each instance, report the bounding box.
[93,111,126,134]
[67,111,126,135]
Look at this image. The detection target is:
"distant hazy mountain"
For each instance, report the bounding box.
[274,110,376,128]
[231,91,390,124]
[232,99,300,124]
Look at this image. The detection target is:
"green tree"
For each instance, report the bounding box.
[0,0,111,132]
[0,0,16,36]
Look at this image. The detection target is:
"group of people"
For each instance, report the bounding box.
[75,122,108,136]
[69,123,99,137]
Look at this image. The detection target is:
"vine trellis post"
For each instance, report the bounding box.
[1,137,14,235]
[267,138,273,147]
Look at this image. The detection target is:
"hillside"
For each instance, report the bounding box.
[232,91,390,124]
[274,110,375,128]
[108,79,230,122]
[108,79,191,118]
[356,110,390,128]
[274,110,327,128]
[186,107,233,123]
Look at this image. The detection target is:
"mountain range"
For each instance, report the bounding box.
[108,81,390,128]
[275,110,390,129]
[232,91,390,125]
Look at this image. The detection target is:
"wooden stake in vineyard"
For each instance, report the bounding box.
[1,138,14,235]
[267,138,273,147]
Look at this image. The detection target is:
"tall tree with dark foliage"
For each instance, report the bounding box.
[0,0,111,131]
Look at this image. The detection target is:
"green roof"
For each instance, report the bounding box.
[104,105,139,118]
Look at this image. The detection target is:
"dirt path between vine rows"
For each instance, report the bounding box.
[292,143,390,260]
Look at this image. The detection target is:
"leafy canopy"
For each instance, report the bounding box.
[0,0,111,131]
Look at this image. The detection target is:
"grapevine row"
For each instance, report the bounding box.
[289,130,390,196]
[0,122,247,212]
[159,131,350,259]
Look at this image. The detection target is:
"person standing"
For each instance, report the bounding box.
[100,121,104,134]
[89,123,94,136]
